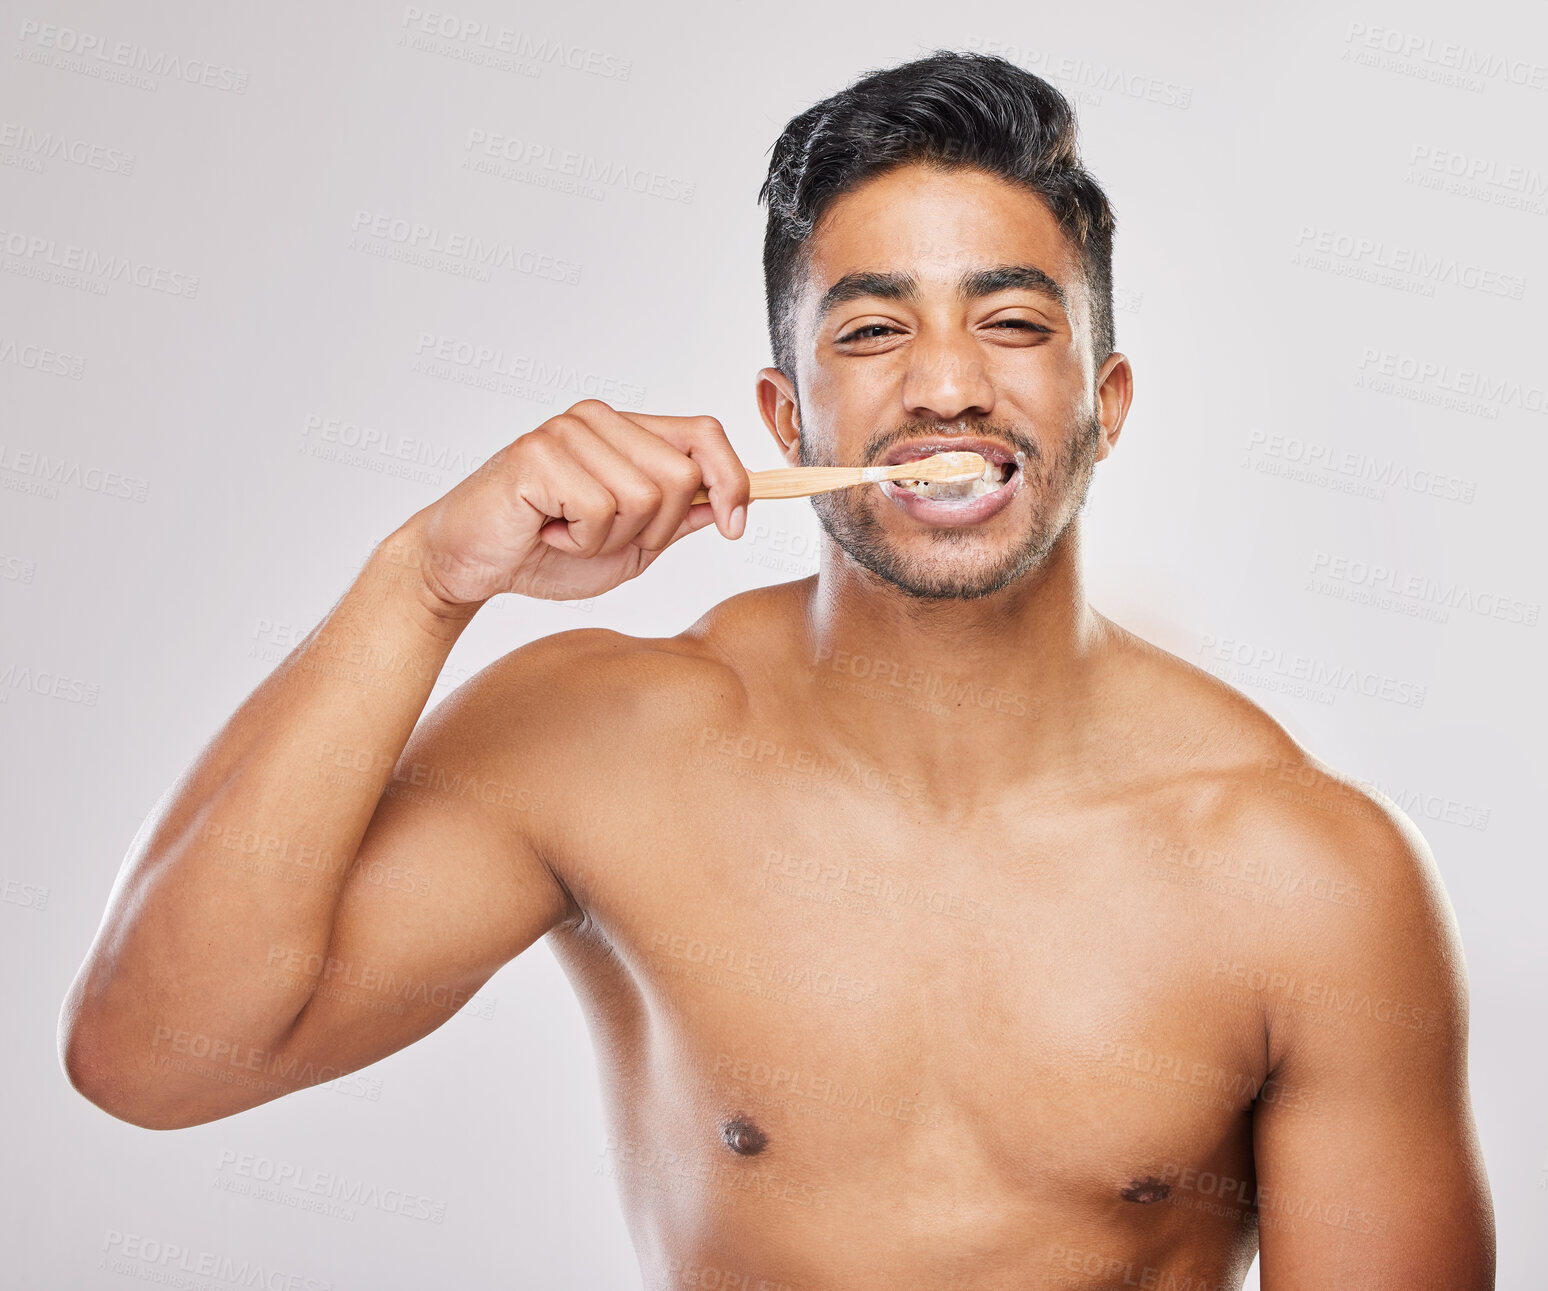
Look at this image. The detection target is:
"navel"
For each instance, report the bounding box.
[1120,1176,1171,1204]
[719,1114,768,1156]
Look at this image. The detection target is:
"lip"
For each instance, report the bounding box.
[877,437,1024,527]
[881,438,1018,469]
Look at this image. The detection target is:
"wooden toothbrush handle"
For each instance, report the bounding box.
[690,466,868,506]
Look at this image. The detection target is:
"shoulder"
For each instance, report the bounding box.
[1107,618,1467,1031]
[450,626,748,754]
[1130,628,1466,1063]
[428,581,803,763]
[1105,618,1429,853]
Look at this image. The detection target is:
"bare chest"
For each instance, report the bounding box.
[549,761,1278,1242]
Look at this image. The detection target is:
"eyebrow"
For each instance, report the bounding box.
[816,263,1069,318]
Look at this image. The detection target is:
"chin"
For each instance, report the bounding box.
[832,513,1059,602]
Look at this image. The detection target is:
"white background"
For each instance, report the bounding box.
[2,1,1544,1287]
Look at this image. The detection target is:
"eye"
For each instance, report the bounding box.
[837,324,899,343]
[990,319,1052,333]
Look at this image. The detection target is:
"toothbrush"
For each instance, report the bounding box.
[689,451,988,505]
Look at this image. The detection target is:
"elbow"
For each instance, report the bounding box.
[58,1001,205,1132]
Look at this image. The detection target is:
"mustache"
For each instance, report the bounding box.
[858,421,1043,467]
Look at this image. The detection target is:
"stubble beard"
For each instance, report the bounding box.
[799,409,1103,602]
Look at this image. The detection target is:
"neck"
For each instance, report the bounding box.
[799,520,1112,796]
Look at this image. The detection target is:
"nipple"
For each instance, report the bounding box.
[719,1114,768,1156]
[1120,1177,1171,1203]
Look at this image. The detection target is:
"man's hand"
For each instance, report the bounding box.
[402,399,751,608]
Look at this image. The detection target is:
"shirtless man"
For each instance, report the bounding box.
[60,50,1493,1290]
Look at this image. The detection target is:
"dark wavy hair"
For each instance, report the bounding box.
[758,49,1116,385]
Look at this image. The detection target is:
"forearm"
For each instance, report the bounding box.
[59,401,750,1126]
[61,520,475,1115]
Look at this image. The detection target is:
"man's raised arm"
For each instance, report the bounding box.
[58,401,749,1129]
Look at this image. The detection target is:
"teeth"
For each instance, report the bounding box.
[898,460,1010,500]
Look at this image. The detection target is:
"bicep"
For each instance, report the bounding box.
[273,667,575,1080]
[1251,824,1494,1287]
[1253,1012,1492,1286]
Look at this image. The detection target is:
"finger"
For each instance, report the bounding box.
[539,416,670,555]
[591,407,751,541]
[561,402,705,550]
[510,430,621,558]
[674,501,717,539]
[636,502,719,569]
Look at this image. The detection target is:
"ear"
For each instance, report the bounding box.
[755,367,802,465]
[1092,351,1134,463]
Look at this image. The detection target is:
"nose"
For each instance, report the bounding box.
[901,329,996,424]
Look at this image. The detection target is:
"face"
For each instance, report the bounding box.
[756,163,1132,601]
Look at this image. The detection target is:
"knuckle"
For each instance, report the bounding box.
[583,481,617,513]
[691,414,726,438]
[722,462,751,501]
[574,523,609,557]
[569,398,611,418]
[621,481,664,513]
[662,457,702,491]
[516,429,559,466]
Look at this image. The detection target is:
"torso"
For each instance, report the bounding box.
[527,580,1335,1291]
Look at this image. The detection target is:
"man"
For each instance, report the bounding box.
[61,50,1493,1289]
